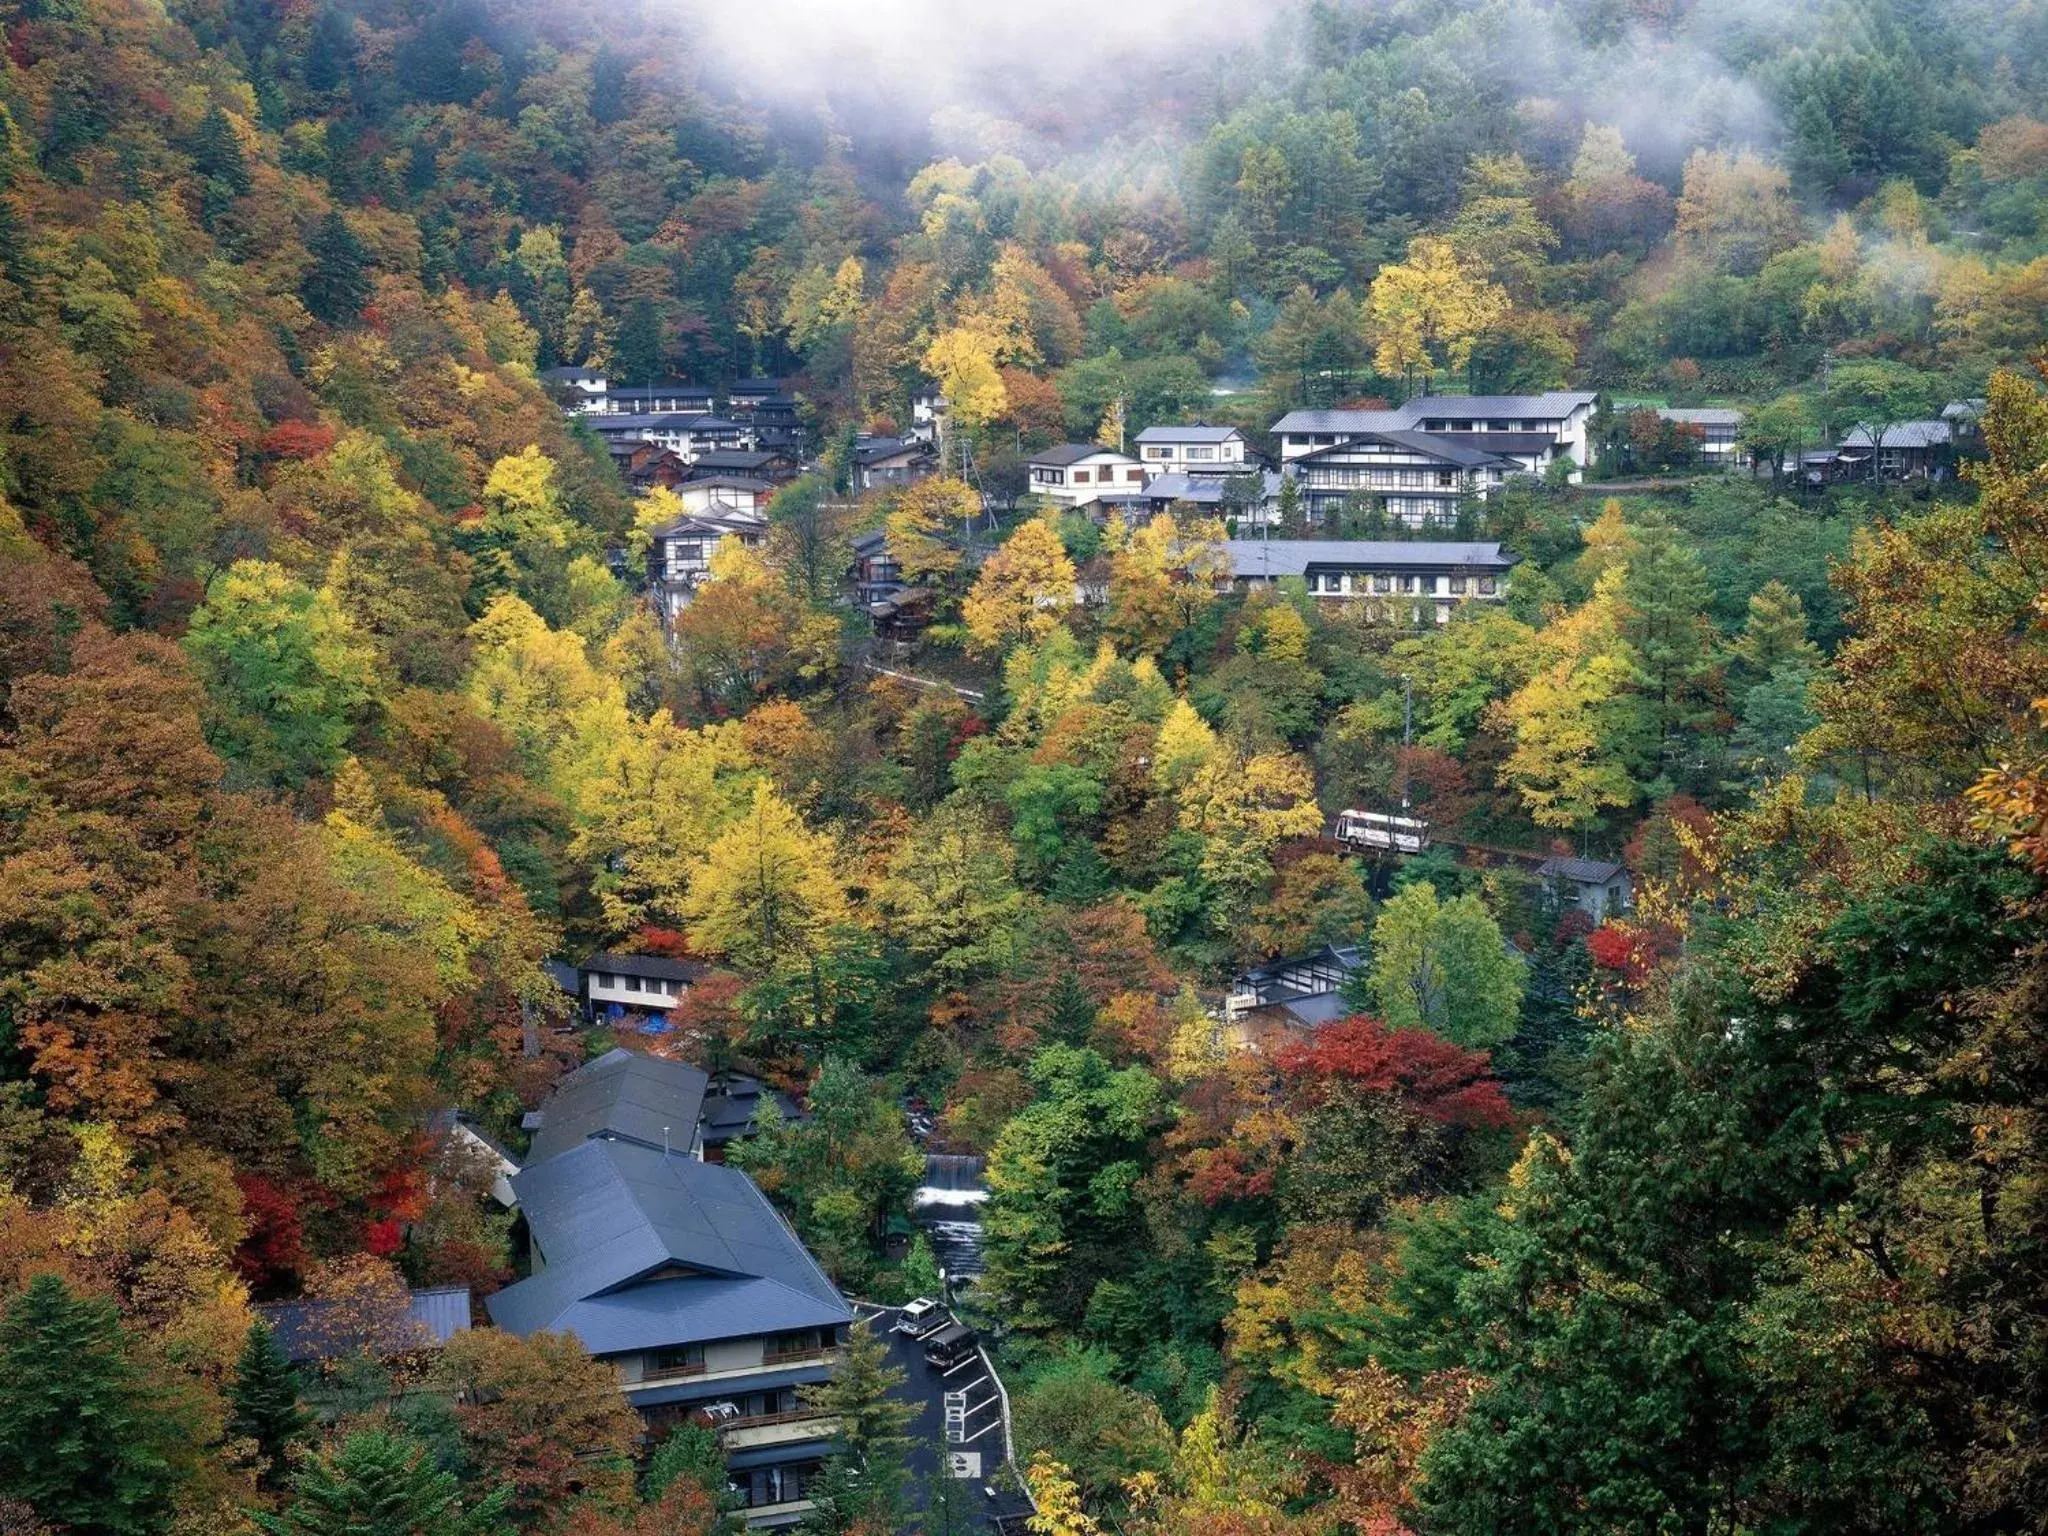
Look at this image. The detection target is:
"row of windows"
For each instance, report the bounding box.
[592,974,680,996]
[1143,444,1234,460]
[1302,467,1460,489]
[1304,572,1499,595]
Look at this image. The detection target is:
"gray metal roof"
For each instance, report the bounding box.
[486,1138,850,1351]
[1538,856,1626,884]
[579,952,704,981]
[1135,424,1243,443]
[1275,392,1596,436]
[1294,430,1516,470]
[526,1046,709,1163]
[1655,407,1742,425]
[1272,408,1407,435]
[1029,442,1133,467]
[1223,540,1515,578]
[1839,420,1951,449]
[1141,471,1283,504]
[257,1286,471,1364]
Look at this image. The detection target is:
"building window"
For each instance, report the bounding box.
[1478,577,1497,595]
[1401,575,1419,593]
[1188,446,1215,460]
[1126,468,1142,482]
[1073,469,1091,483]
[769,1328,829,1359]
[1146,446,1168,458]
[648,1343,705,1376]
[1448,574,1467,593]
[1372,574,1391,594]
[1436,471,1454,487]
[740,1462,822,1509]
[624,975,641,991]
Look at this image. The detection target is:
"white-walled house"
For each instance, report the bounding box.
[1221,539,1517,624]
[1289,433,1515,528]
[540,366,610,406]
[1134,424,1252,476]
[1273,392,1599,481]
[1025,444,1146,506]
[577,952,706,1021]
[676,476,774,521]
[645,512,771,617]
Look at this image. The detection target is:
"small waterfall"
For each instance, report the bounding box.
[913,1153,987,1284]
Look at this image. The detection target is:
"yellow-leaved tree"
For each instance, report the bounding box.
[1367,234,1509,388]
[1025,1454,1106,1536]
[961,519,1076,654]
[922,325,1008,429]
[683,781,851,973]
[1151,698,1222,790]
[1105,512,1231,656]
[1176,749,1325,917]
[569,715,760,932]
[884,475,976,584]
[1492,566,1639,828]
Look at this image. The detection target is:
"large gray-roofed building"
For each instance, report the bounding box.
[486,1137,850,1350]
[524,1046,710,1164]
[1221,539,1516,578]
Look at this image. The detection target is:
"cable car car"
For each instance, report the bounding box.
[1333,809,1431,856]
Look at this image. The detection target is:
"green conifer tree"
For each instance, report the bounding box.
[0,1274,183,1535]
[229,1320,311,1487]
[797,1324,917,1529]
[255,1431,510,1536]
[301,210,372,325]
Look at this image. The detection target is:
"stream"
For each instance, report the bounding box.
[913,1153,987,1292]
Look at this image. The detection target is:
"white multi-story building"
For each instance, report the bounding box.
[1133,424,1252,476]
[1220,539,1518,624]
[1024,443,1147,507]
[1272,391,1599,481]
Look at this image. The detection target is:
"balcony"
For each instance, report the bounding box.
[761,1344,836,1368]
[721,1410,838,1452]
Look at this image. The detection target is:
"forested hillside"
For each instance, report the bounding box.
[0,0,2045,1531]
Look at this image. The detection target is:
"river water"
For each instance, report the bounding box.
[913,1153,987,1290]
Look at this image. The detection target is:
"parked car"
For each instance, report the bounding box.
[922,1320,978,1369]
[895,1298,946,1336]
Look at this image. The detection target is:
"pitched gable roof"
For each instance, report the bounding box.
[525,1046,709,1164]
[1134,424,1243,444]
[486,1139,850,1349]
[1538,856,1626,884]
[1029,442,1132,467]
[1222,540,1516,578]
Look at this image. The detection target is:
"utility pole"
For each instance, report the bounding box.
[1400,673,1413,814]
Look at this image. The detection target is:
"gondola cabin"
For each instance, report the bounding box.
[1334,810,1431,856]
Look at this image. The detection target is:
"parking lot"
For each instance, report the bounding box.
[860,1302,1036,1531]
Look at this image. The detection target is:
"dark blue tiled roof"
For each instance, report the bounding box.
[525,1048,709,1164]
[486,1138,850,1351]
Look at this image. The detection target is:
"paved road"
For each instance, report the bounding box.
[859,1304,1034,1531]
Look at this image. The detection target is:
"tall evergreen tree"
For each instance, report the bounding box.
[192,105,249,194]
[797,1324,917,1530]
[255,1431,510,1536]
[0,1274,183,1535]
[228,1320,311,1487]
[301,210,372,325]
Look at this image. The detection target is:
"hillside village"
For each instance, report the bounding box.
[2,0,2047,1532]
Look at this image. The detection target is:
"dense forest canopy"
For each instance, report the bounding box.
[0,0,2046,1532]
